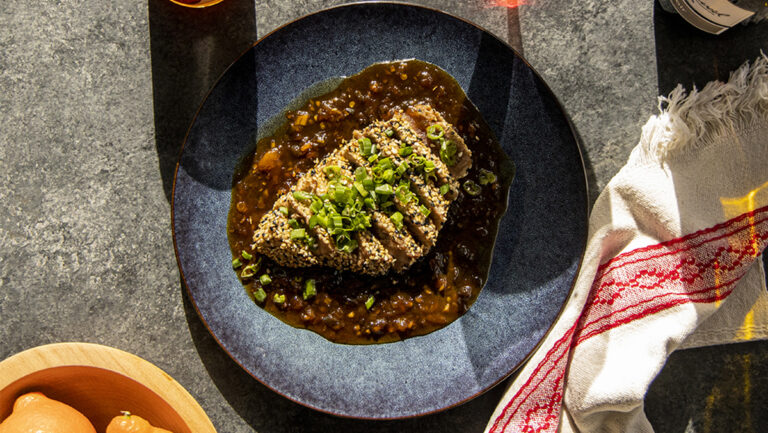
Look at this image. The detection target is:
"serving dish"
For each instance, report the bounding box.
[0,342,216,432]
[172,2,588,418]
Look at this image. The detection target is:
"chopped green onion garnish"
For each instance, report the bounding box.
[316,215,329,229]
[287,218,300,229]
[355,166,368,181]
[353,181,368,197]
[419,204,430,216]
[333,186,350,203]
[290,228,306,240]
[439,140,457,166]
[378,158,394,171]
[358,137,373,156]
[240,263,258,279]
[293,190,313,201]
[426,124,444,140]
[365,295,375,310]
[241,250,253,260]
[364,198,376,209]
[303,278,317,300]
[390,211,404,229]
[398,146,413,157]
[396,161,409,175]
[259,274,272,285]
[463,180,482,196]
[382,169,395,184]
[367,153,379,163]
[273,293,286,304]
[332,215,344,229]
[309,200,322,213]
[232,258,242,269]
[439,184,451,196]
[385,129,394,137]
[278,206,289,216]
[253,287,267,303]
[338,239,358,253]
[375,184,393,195]
[358,214,371,228]
[424,160,436,173]
[308,215,320,228]
[395,182,413,204]
[479,168,497,185]
[323,165,341,178]
[409,154,426,168]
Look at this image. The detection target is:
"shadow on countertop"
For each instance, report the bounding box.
[646,340,768,432]
[148,0,258,203]
[647,4,768,432]
[653,2,768,96]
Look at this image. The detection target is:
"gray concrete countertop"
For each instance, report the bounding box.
[1,1,767,432]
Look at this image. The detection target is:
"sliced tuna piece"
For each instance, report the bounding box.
[353,231,395,275]
[251,201,319,268]
[368,212,424,271]
[401,104,472,179]
[288,156,390,273]
[364,124,452,230]
[359,128,438,246]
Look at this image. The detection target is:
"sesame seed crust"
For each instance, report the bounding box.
[251,106,471,276]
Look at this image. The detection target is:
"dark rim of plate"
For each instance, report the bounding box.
[171,1,590,419]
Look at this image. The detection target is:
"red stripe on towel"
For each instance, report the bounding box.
[490,205,768,433]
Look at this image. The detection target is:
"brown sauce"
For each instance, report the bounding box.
[227,60,513,344]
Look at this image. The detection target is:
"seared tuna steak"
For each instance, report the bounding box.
[252,105,471,275]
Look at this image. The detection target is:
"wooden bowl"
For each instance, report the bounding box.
[0,343,216,433]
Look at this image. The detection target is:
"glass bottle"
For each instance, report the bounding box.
[658,0,766,34]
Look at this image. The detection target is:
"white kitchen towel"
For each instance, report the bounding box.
[486,54,768,433]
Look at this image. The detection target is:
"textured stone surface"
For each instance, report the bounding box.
[2,0,767,432]
[518,0,659,202]
[0,0,184,372]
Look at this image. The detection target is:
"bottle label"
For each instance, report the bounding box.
[667,0,755,34]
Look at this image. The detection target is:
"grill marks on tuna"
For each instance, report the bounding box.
[251,105,471,275]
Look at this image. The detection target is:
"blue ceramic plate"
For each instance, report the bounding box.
[172,2,587,419]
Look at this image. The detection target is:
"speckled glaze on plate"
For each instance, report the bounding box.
[172,2,588,419]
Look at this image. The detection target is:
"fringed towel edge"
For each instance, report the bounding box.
[633,52,768,165]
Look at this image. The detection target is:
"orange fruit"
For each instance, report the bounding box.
[0,392,96,433]
[106,411,174,433]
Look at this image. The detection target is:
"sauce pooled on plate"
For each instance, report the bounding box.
[228,60,513,344]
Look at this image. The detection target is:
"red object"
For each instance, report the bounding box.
[491,0,527,8]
